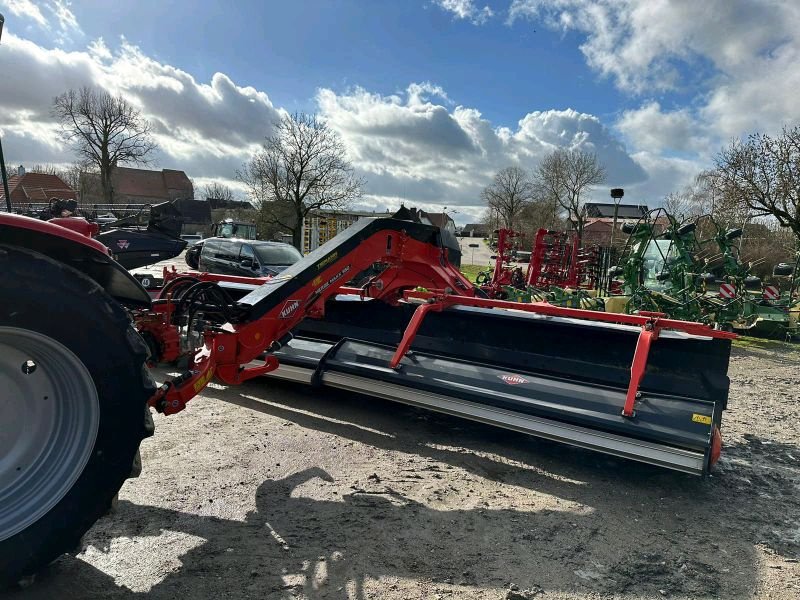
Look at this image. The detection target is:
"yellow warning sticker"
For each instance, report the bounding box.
[193,367,215,393]
[692,413,712,425]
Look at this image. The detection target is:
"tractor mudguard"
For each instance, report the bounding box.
[0,213,151,308]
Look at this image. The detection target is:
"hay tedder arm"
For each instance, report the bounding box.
[144,217,474,414]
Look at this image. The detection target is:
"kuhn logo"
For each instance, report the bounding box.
[116,239,130,250]
[499,374,528,385]
[279,299,301,319]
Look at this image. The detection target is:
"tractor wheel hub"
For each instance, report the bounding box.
[0,327,100,542]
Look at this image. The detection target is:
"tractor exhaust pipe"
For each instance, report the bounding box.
[0,13,12,213]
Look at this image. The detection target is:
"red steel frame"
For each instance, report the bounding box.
[143,228,476,415]
[478,228,525,296]
[137,223,734,420]
[526,228,581,289]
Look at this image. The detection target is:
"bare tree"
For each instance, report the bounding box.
[28,164,59,175]
[201,181,235,203]
[59,163,84,192]
[53,87,156,204]
[710,126,800,247]
[481,166,534,230]
[517,198,565,234]
[661,171,746,229]
[662,191,694,222]
[238,112,364,250]
[533,149,606,242]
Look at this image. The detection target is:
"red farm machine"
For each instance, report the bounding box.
[477,227,605,305]
[1,206,735,584]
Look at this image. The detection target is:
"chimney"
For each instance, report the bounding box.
[17,165,25,176]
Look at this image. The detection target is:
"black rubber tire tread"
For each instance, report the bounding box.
[0,244,155,586]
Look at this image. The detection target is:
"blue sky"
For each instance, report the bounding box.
[15,1,628,122]
[1,0,798,222]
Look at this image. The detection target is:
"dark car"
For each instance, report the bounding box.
[190,237,303,277]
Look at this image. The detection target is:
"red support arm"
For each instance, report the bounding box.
[622,322,659,417]
[389,301,444,368]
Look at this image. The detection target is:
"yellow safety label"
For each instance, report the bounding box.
[692,413,712,425]
[193,367,215,393]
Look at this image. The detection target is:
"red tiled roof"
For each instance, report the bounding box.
[81,167,194,201]
[112,167,166,197]
[161,169,192,191]
[0,172,77,206]
[111,167,193,199]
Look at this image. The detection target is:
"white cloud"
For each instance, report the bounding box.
[621,151,703,206]
[1,0,82,41]
[0,32,282,182]
[508,0,800,143]
[507,0,800,200]
[2,0,48,28]
[87,37,112,61]
[1,29,646,221]
[407,81,452,106]
[47,0,81,35]
[508,1,796,93]
[617,102,708,154]
[318,84,645,213]
[433,0,494,25]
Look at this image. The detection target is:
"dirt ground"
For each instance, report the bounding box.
[6,339,800,600]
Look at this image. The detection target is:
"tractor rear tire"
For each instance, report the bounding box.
[0,245,155,586]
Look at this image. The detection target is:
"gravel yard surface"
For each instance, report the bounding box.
[7,340,800,600]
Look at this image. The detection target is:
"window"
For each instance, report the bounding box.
[240,244,256,264]
[641,239,672,289]
[253,244,303,266]
[203,239,240,261]
[217,222,235,238]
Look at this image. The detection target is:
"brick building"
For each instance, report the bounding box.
[0,168,76,209]
[80,167,193,205]
[578,202,660,247]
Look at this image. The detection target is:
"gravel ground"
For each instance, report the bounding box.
[6,340,800,600]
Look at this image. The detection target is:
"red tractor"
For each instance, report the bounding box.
[1,209,734,584]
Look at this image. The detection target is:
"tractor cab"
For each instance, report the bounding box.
[214,219,257,240]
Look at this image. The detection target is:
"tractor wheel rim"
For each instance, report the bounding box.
[0,327,100,542]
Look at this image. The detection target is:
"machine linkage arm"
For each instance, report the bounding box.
[146,226,474,415]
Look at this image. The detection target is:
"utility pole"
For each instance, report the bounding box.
[609,188,624,248]
[0,13,12,213]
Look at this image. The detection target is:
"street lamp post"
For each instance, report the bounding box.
[609,188,624,248]
[0,13,12,213]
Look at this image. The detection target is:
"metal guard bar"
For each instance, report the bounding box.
[391,291,736,418]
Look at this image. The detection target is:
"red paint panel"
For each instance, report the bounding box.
[0,213,109,255]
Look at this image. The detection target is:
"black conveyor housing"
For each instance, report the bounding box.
[238,217,441,321]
